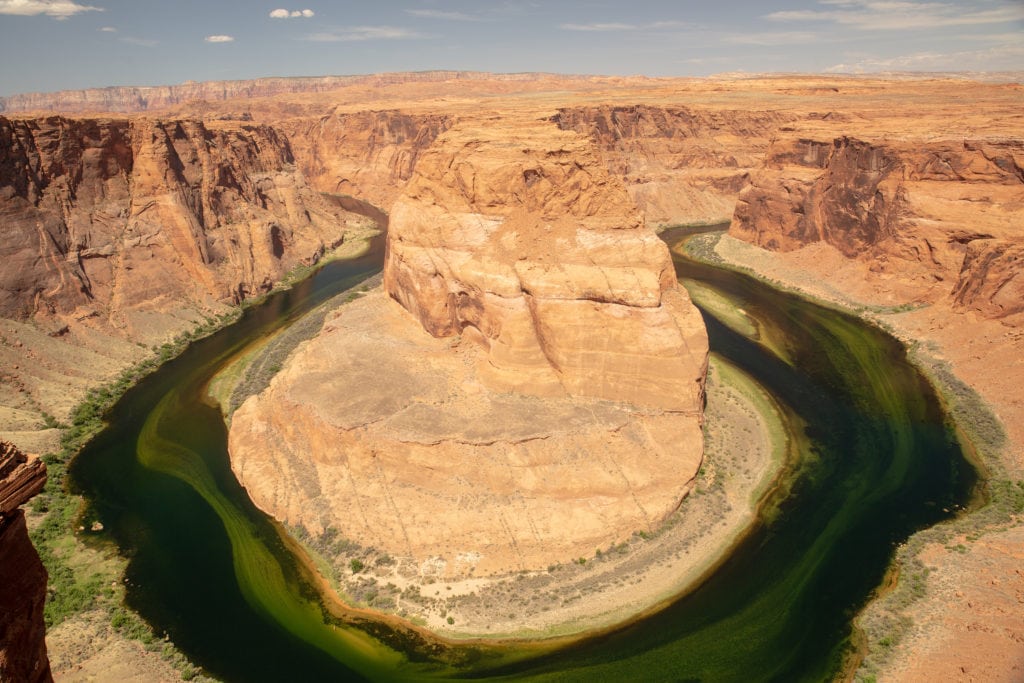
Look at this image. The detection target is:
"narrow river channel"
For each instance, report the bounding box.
[69,223,977,682]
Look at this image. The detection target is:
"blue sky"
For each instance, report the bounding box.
[0,0,1022,96]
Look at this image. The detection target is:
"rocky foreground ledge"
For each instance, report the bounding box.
[0,441,50,682]
[227,114,709,626]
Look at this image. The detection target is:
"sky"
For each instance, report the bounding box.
[0,0,1022,96]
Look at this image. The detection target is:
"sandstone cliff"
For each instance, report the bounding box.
[0,115,358,324]
[0,114,369,450]
[555,105,792,226]
[0,441,51,683]
[730,136,1024,310]
[0,72,596,115]
[385,116,708,410]
[279,110,451,209]
[229,116,708,577]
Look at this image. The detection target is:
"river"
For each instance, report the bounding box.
[69,224,977,681]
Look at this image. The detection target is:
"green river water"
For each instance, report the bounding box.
[69,226,977,681]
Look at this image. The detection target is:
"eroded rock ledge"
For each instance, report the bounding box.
[229,116,708,580]
[0,441,51,683]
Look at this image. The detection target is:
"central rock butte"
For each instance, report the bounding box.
[227,115,708,577]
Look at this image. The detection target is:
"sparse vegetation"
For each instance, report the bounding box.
[24,310,240,680]
[682,227,1021,682]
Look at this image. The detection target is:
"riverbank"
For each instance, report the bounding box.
[701,232,1024,682]
[25,228,379,682]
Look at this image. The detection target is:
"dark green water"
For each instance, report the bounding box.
[70,227,977,682]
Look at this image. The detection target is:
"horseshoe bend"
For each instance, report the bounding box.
[0,69,1021,681]
[226,115,712,632]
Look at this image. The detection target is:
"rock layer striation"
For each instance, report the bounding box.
[731,135,1024,312]
[0,115,358,328]
[384,117,708,411]
[0,114,370,448]
[229,116,708,577]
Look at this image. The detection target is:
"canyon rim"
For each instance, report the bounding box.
[0,71,1022,681]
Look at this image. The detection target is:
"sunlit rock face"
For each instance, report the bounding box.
[0,115,356,330]
[229,116,708,577]
[384,116,708,413]
[731,135,1024,314]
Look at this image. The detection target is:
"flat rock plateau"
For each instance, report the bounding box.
[1,71,1022,680]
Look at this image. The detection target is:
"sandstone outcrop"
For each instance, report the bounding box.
[951,239,1024,319]
[385,117,708,411]
[555,105,791,226]
[0,115,358,327]
[730,136,1024,308]
[3,71,1023,676]
[0,441,51,683]
[0,114,371,450]
[279,110,451,209]
[229,116,708,577]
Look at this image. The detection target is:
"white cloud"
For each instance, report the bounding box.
[99,25,114,31]
[406,8,479,21]
[768,1,1024,31]
[0,0,102,18]
[648,21,690,30]
[305,26,423,41]
[270,8,314,19]
[205,34,234,43]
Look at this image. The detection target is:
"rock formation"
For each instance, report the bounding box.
[0,72,598,115]
[0,113,372,453]
[0,441,51,683]
[385,117,708,410]
[730,136,1024,308]
[229,116,708,576]
[951,239,1024,319]
[279,110,451,209]
[3,71,1023,677]
[0,115,358,328]
[555,105,790,226]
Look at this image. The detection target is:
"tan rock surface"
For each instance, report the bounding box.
[0,114,370,447]
[384,116,708,412]
[278,110,451,209]
[0,115,358,324]
[230,115,708,578]
[230,291,704,577]
[554,105,790,226]
[3,71,1024,675]
[730,135,1024,306]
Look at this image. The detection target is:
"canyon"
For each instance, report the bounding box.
[0,71,1021,680]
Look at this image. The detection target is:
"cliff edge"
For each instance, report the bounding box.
[0,441,51,683]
